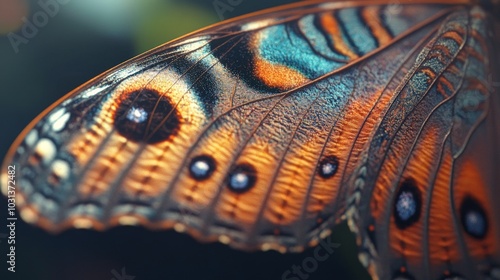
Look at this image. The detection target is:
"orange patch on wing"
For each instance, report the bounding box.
[436,76,454,98]
[215,144,278,226]
[70,69,208,199]
[454,159,498,258]
[264,146,317,225]
[365,96,403,219]
[420,67,437,82]
[67,93,138,196]
[387,125,442,264]
[429,44,454,62]
[362,6,393,46]
[442,29,465,46]
[428,144,462,264]
[253,56,309,90]
[76,136,139,196]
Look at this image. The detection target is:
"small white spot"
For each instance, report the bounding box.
[190,160,211,179]
[358,252,370,267]
[218,235,231,245]
[321,163,335,176]
[20,208,38,224]
[174,223,186,232]
[81,86,105,99]
[126,107,148,123]
[241,19,276,31]
[118,216,140,226]
[51,112,71,132]
[34,138,57,164]
[51,160,71,181]
[48,107,66,123]
[25,130,38,147]
[73,218,94,229]
[396,191,416,221]
[261,243,273,251]
[230,173,249,190]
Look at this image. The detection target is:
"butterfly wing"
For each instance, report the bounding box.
[0,1,447,252]
[1,1,499,278]
[347,5,500,280]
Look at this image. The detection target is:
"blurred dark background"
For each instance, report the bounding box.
[0,0,370,279]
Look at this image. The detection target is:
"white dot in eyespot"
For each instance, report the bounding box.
[230,173,250,190]
[189,156,216,181]
[321,163,335,176]
[396,191,416,221]
[126,107,148,123]
[465,210,485,237]
[191,160,210,178]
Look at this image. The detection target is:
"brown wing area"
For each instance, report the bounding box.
[351,6,500,280]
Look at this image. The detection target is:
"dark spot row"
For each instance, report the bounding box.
[188,155,340,193]
[393,177,488,239]
[366,178,492,280]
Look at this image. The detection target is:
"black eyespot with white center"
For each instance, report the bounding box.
[393,178,421,229]
[114,89,180,144]
[227,164,257,193]
[318,155,339,179]
[460,196,488,239]
[189,155,216,181]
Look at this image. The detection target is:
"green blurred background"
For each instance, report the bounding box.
[0,1,370,279]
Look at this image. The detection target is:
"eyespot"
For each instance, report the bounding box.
[189,155,216,181]
[114,89,180,144]
[318,155,339,179]
[460,196,488,239]
[393,178,421,229]
[227,164,257,193]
